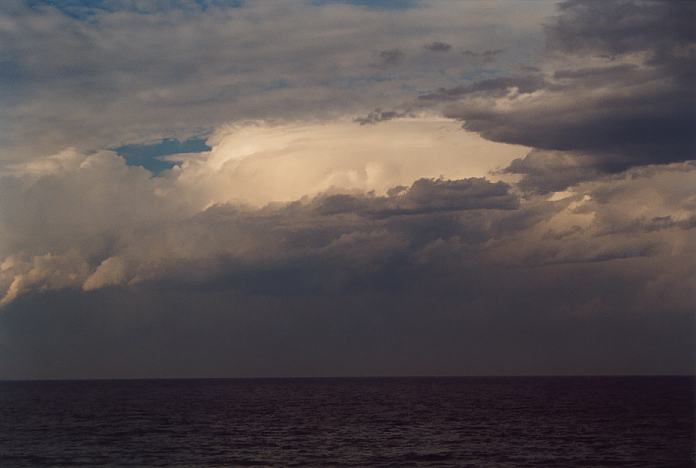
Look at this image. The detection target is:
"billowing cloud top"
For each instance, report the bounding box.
[0,0,693,378]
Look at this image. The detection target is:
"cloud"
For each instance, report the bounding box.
[1,158,694,377]
[354,108,411,125]
[410,0,696,191]
[0,0,553,164]
[163,118,527,206]
[0,251,89,306]
[501,150,602,194]
[424,41,451,52]
[0,0,693,378]
[1,130,693,309]
[417,74,546,102]
[546,0,695,60]
[315,177,518,217]
[82,256,127,291]
[0,118,529,303]
[378,48,404,66]
[461,48,503,62]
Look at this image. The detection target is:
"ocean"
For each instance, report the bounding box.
[1,376,693,466]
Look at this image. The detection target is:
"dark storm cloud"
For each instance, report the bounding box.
[1,159,694,377]
[353,108,411,125]
[597,214,696,236]
[0,0,694,380]
[417,0,696,191]
[501,150,602,194]
[80,168,695,295]
[546,0,696,60]
[424,41,451,52]
[378,48,404,66]
[315,178,518,217]
[417,74,546,102]
[2,162,695,378]
[461,49,503,62]
[447,73,695,169]
[383,177,518,213]
[552,63,638,81]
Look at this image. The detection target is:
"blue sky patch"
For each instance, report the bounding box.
[26,0,244,19]
[115,137,210,175]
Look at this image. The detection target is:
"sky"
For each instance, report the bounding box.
[0,0,694,379]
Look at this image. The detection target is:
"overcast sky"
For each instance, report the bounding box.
[0,0,694,379]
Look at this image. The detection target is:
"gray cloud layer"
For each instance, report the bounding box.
[0,0,693,378]
[0,0,551,164]
[411,0,696,192]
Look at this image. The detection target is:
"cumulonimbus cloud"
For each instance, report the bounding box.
[1,120,693,310]
[0,1,694,378]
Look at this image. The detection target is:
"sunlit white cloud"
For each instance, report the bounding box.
[0,117,530,303]
[166,117,528,207]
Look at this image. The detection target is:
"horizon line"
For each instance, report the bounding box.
[2,374,694,383]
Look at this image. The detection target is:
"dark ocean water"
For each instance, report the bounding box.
[0,377,693,467]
